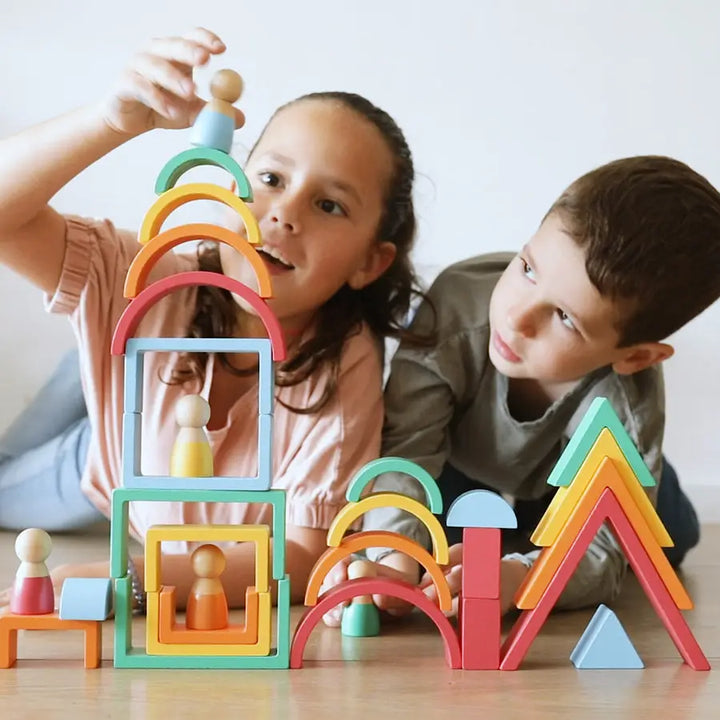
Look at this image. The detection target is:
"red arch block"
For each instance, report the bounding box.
[290,577,461,669]
[111,271,286,360]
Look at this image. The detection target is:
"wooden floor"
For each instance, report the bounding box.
[0,526,717,720]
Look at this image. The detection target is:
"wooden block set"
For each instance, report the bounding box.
[0,70,709,673]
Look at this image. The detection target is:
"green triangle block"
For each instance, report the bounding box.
[570,604,644,669]
[547,397,655,488]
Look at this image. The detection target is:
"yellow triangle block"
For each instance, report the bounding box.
[532,428,672,548]
[516,457,692,610]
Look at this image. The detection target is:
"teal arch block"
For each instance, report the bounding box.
[346,457,443,513]
[113,575,290,669]
[548,397,655,489]
[446,489,518,529]
[570,604,644,669]
[155,147,253,200]
[109,487,286,582]
[59,577,114,621]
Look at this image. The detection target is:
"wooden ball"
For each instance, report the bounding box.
[175,394,211,428]
[15,528,52,563]
[210,69,243,103]
[191,544,226,578]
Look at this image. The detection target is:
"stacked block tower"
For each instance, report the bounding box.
[108,69,292,669]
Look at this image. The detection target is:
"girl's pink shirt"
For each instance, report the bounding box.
[44,216,384,550]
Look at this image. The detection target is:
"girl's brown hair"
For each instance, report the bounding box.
[169,91,433,412]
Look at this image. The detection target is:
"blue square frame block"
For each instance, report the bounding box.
[59,577,114,621]
[123,337,274,491]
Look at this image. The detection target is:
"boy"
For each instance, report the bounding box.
[349,156,716,619]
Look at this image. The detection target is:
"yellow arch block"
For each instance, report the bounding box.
[125,223,272,299]
[138,183,261,247]
[305,530,452,611]
[144,524,269,594]
[532,428,672,548]
[326,493,449,565]
[516,457,692,610]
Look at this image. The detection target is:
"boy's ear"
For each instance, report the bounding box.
[612,341,675,375]
[348,241,397,290]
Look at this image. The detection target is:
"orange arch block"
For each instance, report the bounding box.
[124,224,272,299]
[515,457,692,610]
[326,493,449,565]
[138,183,261,247]
[304,530,452,611]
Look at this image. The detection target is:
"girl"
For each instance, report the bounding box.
[0,27,424,608]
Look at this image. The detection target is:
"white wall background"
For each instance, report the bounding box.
[1,1,719,519]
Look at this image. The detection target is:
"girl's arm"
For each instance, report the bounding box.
[0,27,237,295]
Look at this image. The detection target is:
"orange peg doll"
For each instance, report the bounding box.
[186,544,229,631]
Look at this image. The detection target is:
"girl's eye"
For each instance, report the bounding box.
[259,172,280,187]
[557,309,576,331]
[318,199,345,216]
[520,257,536,281]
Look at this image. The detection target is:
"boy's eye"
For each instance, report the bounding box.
[318,199,345,216]
[259,171,280,187]
[520,257,536,280]
[557,309,576,331]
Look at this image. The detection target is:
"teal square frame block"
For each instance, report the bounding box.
[123,337,274,491]
[109,487,286,582]
[113,575,291,669]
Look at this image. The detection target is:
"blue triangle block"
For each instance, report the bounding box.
[547,397,656,488]
[570,605,644,669]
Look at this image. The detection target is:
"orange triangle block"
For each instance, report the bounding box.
[516,457,692,610]
[532,428,672,548]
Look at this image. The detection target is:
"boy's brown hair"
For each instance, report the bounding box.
[549,156,720,346]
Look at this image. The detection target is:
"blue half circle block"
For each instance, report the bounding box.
[570,604,644,669]
[59,577,114,621]
[190,108,235,154]
[446,489,518,529]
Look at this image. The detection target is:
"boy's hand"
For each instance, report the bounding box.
[320,553,420,627]
[103,27,245,137]
[420,544,531,616]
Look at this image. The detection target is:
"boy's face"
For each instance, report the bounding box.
[488,213,630,385]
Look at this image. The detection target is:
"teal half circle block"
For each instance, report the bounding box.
[446,489,518,529]
[154,147,253,200]
[345,457,442,514]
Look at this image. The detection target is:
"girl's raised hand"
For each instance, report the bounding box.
[102,27,245,137]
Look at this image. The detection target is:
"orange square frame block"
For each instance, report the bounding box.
[156,585,260,645]
[0,612,101,669]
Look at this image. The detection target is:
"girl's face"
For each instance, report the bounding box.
[220,98,397,336]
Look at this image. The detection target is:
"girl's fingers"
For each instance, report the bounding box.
[181,27,226,52]
[147,32,224,70]
[132,54,196,100]
[122,71,182,121]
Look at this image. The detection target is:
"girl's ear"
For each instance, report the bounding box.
[348,241,397,290]
[612,341,674,375]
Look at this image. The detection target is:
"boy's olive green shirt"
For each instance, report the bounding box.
[365,253,664,610]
